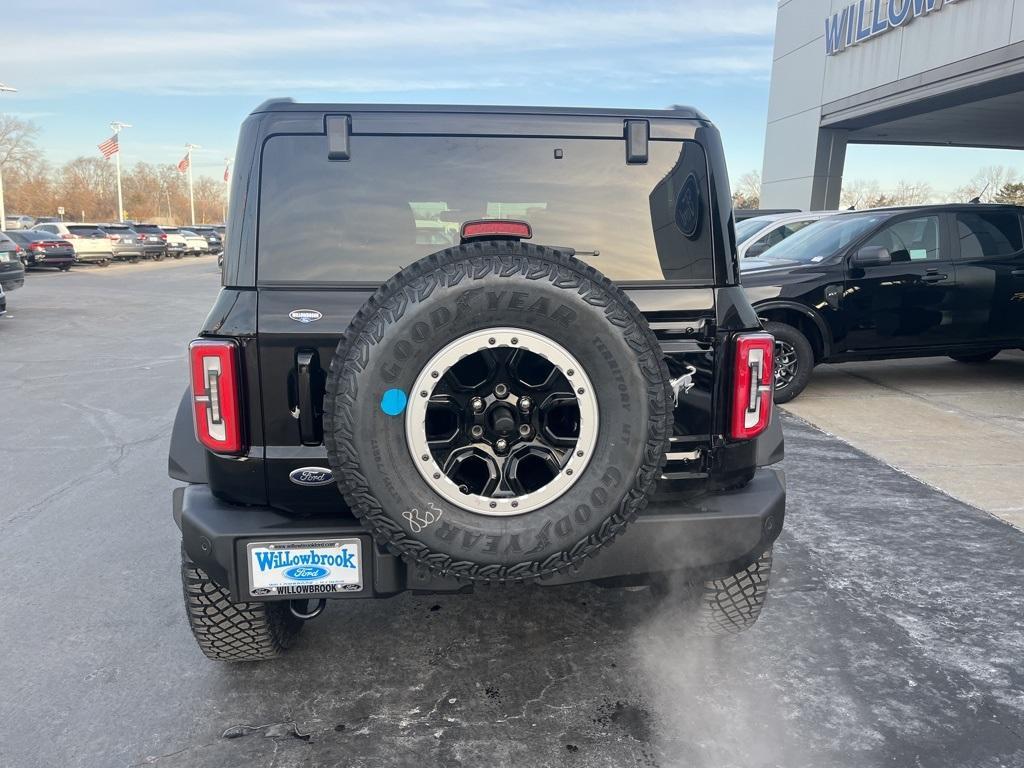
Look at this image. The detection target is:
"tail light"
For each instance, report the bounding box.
[189,339,244,454]
[108,234,119,241]
[729,332,774,440]
[460,219,532,241]
[30,243,44,251]
[160,233,168,241]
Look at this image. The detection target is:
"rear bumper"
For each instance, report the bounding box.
[27,253,74,267]
[174,468,785,601]
[0,272,25,291]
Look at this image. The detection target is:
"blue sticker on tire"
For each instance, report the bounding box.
[380,388,408,416]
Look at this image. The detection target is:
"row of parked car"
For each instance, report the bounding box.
[735,203,1024,402]
[0,220,225,316]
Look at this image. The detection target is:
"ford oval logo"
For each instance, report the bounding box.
[284,565,329,581]
[289,308,323,324]
[289,467,334,486]
[674,173,703,239]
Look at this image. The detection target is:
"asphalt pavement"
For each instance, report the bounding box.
[1,258,1022,768]
[785,349,1024,528]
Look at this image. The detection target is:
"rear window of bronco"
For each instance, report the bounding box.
[256,135,713,284]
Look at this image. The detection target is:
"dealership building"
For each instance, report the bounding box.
[761,0,1024,209]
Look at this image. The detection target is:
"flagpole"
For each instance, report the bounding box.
[110,122,131,222]
[184,143,200,226]
[0,83,18,227]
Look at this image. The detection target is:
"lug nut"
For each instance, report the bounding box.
[518,424,532,438]
[495,438,508,453]
[471,397,485,413]
[518,396,532,412]
[471,425,484,438]
[494,383,509,399]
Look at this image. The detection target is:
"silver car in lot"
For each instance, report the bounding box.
[99,224,146,262]
[735,210,840,259]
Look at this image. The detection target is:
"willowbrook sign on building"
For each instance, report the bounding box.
[825,0,966,55]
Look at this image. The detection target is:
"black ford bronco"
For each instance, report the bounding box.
[169,102,786,661]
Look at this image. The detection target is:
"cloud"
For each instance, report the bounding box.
[1,0,777,96]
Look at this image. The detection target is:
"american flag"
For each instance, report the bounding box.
[177,153,190,173]
[223,162,230,182]
[97,134,119,159]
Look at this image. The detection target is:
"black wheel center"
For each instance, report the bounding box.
[489,405,517,435]
[421,342,589,503]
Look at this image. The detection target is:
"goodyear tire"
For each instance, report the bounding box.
[694,548,773,635]
[181,548,303,661]
[324,242,673,583]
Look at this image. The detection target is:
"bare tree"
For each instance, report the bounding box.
[55,157,117,221]
[3,157,56,215]
[949,165,1019,203]
[732,170,761,209]
[2,140,226,224]
[0,115,41,171]
[889,179,934,206]
[840,178,882,209]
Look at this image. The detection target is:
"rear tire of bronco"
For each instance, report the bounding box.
[949,350,999,364]
[694,548,773,635]
[324,241,673,584]
[764,321,813,404]
[181,548,303,662]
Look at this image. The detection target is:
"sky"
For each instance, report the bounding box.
[0,0,1020,191]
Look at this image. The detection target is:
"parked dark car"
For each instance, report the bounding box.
[100,224,146,262]
[168,101,786,662]
[6,230,75,270]
[190,226,224,253]
[741,204,1024,402]
[130,223,169,260]
[0,232,26,291]
[0,282,6,316]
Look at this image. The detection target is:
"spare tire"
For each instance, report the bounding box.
[324,241,672,583]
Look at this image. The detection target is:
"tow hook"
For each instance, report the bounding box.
[289,599,327,621]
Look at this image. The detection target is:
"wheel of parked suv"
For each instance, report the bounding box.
[949,350,999,364]
[59,264,71,272]
[181,548,303,661]
[154,252,164,262]
[97,259,109,267]
[764,321,813,404]
[323,242,673,584]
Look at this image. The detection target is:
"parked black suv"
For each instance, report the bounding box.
[168,102,786,661]
[741,204,1024,402]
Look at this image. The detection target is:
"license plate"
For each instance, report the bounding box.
[246,538,362,597]
[0,254,9,263]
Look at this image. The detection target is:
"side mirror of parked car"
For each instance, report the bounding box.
[851,245,891,268]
